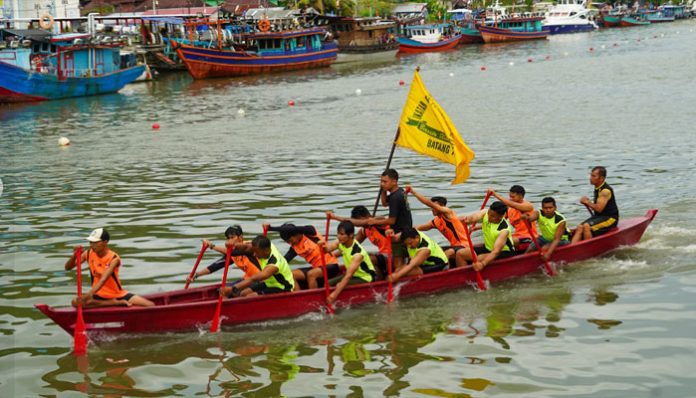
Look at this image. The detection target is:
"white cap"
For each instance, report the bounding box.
[86,228,109,242]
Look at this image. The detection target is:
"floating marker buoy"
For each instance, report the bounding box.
[480,66,486,71]
[527,58,533,63]
[509,61,515,66]
[545,55,551,60]
[563,52,569,56]
[601,45,606,49]
[288,100,295,106]
[237,108,245,116]
[58,137,70,146]
[449,72,454,77]
[589,47,594,52]
[613,43,618,47]
[152,123,160,130]
[399,80,405,86]
[355,88,362,96]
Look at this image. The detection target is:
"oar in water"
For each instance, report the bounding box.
[185,242,207,289]
[469,191,493,233]
[73,246,87,356]
[321,216,335,314]
[210,246,232,333]
[524,219,556,276]
[462,224,487,291]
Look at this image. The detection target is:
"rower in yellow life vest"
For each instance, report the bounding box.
[322,221,377,305]
[389,226,449,283]
[407,185,472,268]
[523,197,571,261]
[460,202,516,271]
[64,228,154,308]
[222,235,295,297]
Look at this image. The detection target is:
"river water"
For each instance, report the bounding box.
[2,21,696,397]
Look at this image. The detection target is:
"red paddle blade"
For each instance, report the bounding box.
[475,272,487,291]
[73,307,87,356]
[211,296,222,333]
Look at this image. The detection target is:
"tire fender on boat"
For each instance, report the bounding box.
[39,14,54,30]
[258,19,271,32]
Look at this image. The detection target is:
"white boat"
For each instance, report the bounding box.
[543,0,598,34]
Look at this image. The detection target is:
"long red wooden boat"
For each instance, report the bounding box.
[36,209,657,337]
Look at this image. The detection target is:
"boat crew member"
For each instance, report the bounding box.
[262,222,340,290]
[460,201,516,271]
[407,185,472,268]
[571,166,620,244]
[341,169,412,273]
[186,225,260,284]
[64,228,154,308]
[222,235,295,297]
[322,221,377,305]
[326,205,391,279]
[487,185,537,252]
[388,227,449,283]
[523,197,571,261]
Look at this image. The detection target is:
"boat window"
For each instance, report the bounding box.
[368,30,373,38]
[570,12,577,16]
[33,44,40,53]
[41,43,49,52]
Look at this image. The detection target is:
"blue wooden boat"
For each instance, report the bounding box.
[397,24,463,53]
[174,27,337,79]
[0,29,144,103]
[639,9,675,23]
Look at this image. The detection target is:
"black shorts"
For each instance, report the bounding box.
[300,264,340,279]
[391,240,407,257]
[474,246,516,259]
[249,282,289,295]
[420,262,447,274]
[444,245,469,254]
[94,293,134,301]
[583,215,618,237]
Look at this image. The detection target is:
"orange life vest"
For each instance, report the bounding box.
[364,225,391,253]
[291,233,337,268]
[507,206,537,239]
[231,255,261,279]
[432,215,469,247]
[88,249,128,299]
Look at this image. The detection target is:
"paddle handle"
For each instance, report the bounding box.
[463,223,487,291]
[469,191,493,233]
[73,246,87,356]
[584,203,594,215]
[185,243,207,289]
[524,219,555,276]
[322,216,334,314]
[211,246,232,333]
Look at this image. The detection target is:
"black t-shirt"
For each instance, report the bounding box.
[388,187,412,233]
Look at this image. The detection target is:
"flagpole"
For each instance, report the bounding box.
[371,127,401,216]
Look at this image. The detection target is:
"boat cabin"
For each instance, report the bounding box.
[328,17,396,50]
[495,16,545,32]
[247,28,327,55]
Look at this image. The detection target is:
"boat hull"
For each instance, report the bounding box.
[479,25,549,43]
[545,23,597,34]
[175,42,338,79]
[620,17,651,27]
[0,61,145,103]
[397,34,462,53]
[458,28,484,44]
[601,15,623,27]
[35,209,657,336]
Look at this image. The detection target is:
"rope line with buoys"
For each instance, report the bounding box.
[39,14,54,30]
[258,19,271,33]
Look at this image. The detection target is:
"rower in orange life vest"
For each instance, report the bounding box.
[406,185,472,267]
[571,166,619,244]
[186,225,261,284]
[262,222,340,290]
[64,228,154,308]
[460,201,517,271]
[487,185,537,251]
[326,205,391,279]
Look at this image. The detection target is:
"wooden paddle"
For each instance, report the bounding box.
[185,242,207,289]
[73,245,87,356]
[462,224,487,291]
[584,203,594,215]
[469,191,493,233]
[210,245,232,333]
[524,219,556,276]
[321,216,335,314]
[386,238,394,303]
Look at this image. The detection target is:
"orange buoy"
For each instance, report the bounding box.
[399,80,405,86]
[288,100,295,106]
[545,55,551,60]
[527,58,533,63]
[480,66,486,71]
[152,123,160,130]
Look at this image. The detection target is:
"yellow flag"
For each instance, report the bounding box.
[396,70,475,184]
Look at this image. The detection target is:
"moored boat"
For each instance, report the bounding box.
[397,24,462,53]
[36,209,657,336]
[0,28,144,102]
[329,17,399,58]
[619,15,651,27]
[639,9,676,23]
[601,14,623,27]
[175,27,338,79]
[478,16,550,43]
[447,9,484,44]
[542,0,598,34]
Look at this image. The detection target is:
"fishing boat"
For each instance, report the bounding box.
[619,15,651,27]
[478,16,550,43]
[328,17,399,61]
[174,27,337,79]
[36,209,657,336]
[542,0,598,34]
[0,28,144,102]
[397,24,462,53]
[447,9,484,44]
[639,9,676,23]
